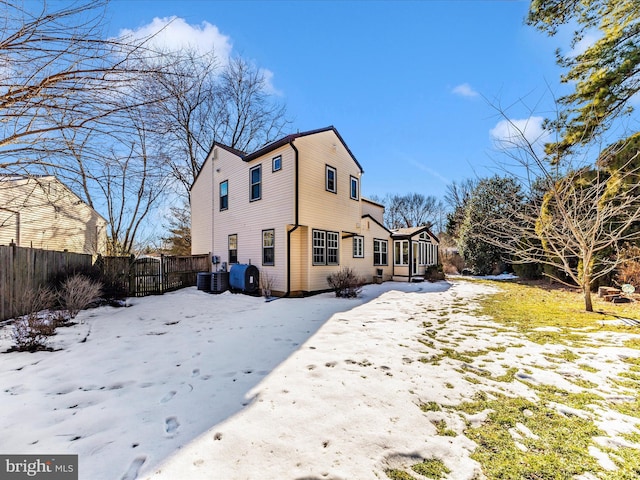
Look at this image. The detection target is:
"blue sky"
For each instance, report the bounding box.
[107,0,570,202]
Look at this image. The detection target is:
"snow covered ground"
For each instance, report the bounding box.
[1,280,638,480]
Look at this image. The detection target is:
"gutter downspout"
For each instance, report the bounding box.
[285,140,299,297]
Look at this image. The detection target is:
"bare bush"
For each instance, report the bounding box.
[441,248,465,275]
[12,314,56,351]
[11,287,58,351]
[327,268,365,298]
[59,275,102,319]
[260,271,275,299]
[13,287,56,318]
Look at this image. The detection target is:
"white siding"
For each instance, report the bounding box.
[211,145,296,293]
[190,152,214,257]
[0,177,107,254]
[362,198,385,225]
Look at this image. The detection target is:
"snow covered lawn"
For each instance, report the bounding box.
[1,280,639,480]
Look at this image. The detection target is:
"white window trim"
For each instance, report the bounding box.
[350,176,359,200]
[374,239,388,266]
[250,164,262,201]
[219,180,228,211]
[313,229,339,265]
[353,236,364,258]
[262,229,275,265]
[394,239,409,266]
[272,155,282,172]
[326,165,337,193]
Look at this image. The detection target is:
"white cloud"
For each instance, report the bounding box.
[259,68,283,96]
[490,116,550,151]
[452,83,479,98]
[119,17,281,95]
[119,16,233,61]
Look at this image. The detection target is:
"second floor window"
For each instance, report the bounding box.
[250,165,261,201]
[272,155,282,172]
[326,165,337,193]
[220,180,228,210]
[350,176,359,200]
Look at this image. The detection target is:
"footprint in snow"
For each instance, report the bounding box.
[120,456,146,480]
[165,417,179,435]
[160,391,176,404]
[191,369,200,378]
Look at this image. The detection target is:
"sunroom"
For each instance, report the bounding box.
[391,226,439,282]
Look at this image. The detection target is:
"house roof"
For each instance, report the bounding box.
[193,126,364,191]
[240,126,364,173]
[391,225,439,243]
[361,197,385,209]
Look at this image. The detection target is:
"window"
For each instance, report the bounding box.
[327,231,339,264]
[374,239,388,266]
[350,176,359,200]
[394,240,409,265]
[228,234,238,264]
[326,165,337,193]
[250,165,261,201]
[220,180,228,211]
[419,241,427,265]
[312,230,326,265]
[353,236,364,258]
[312,229,339,265]
[262,229,274,265]
[272,156,282,172]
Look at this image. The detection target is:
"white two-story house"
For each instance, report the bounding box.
[190,126,438,296]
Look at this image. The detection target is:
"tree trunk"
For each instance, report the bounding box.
[583,283,593,312]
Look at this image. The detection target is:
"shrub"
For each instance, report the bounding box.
[11,286,58,352]
[13,286,56,318]
[59,274,102,319]
[512,262,543,280]
[616,244,640,288]
[12,314,56,351]
[425,264,445,281]
[260,270,275,298]
[327,267,365,298]
[441,248,465,274]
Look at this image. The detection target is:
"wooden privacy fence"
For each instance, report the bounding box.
[0,244,211,321]
[0,245,93,322]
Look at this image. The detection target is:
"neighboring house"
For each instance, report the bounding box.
[190,126,439,296]
[0,175,107,254]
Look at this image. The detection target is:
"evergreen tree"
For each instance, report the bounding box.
[528,0,640,158]
[162,205,191,256]
[457,176,522,275]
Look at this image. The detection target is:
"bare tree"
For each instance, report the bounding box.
[376,193,444,230]
[217,56,290,154]
[143,52,290,195]
[99,112,170,255]
[0,1,156,174]
[481,115,640,312]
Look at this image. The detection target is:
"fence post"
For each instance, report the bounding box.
[128,254,136,297]
[160,253,165,293]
